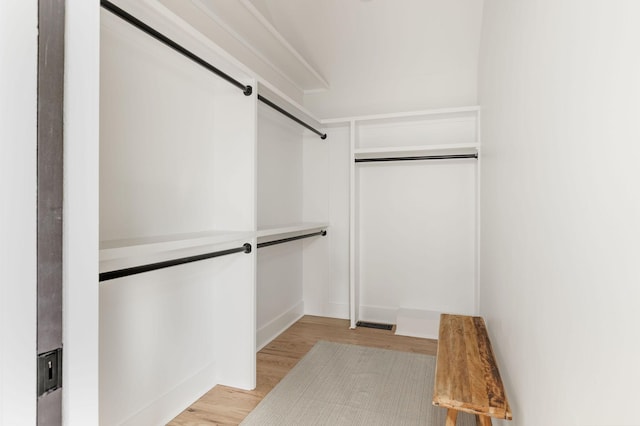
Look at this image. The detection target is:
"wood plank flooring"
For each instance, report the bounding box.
[169,315,438,425]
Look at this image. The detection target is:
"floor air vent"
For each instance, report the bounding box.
[356,321,393,330]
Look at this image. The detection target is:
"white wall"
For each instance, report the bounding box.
[256,101,305,346]
[479,1,640,425]
[357,160,477,322]
[64,0,101,423]
[257,103,303,229]
[0,2,37,424]
[100,11,231,239]
[303,125,351,319]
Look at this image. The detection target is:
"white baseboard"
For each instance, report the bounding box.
[256,301,304,351]
[304,302,349,320]
[358,305,398,325]
[325,302,349,319]
[395,308,440,339]
[120,361,217,426]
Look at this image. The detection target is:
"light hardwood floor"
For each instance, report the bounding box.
[169,315,438,425]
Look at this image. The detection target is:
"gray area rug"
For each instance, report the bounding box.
[241,341,475,425]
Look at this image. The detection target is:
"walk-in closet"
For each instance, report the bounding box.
[96,0,480,423]
[6,1,638,425]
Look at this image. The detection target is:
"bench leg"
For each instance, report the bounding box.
[475,414,492,426]
[446,409,458,426]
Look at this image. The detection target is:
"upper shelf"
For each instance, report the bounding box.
[354,143,479,159]
[353,107,479,151]
[322,106,480,125]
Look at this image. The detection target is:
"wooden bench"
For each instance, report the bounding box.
[432,314,512,426]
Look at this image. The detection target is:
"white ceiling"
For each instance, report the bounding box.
[159,0,484,119]
[249,0,484,118]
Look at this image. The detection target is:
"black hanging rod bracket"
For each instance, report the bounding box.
[99,243,252,282]
[355,153,478,163]
[258,95,327,139]
[100,0,252,96]
[257,230,327,249]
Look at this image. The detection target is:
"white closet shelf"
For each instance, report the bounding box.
[99,230,254,271]
[322,105,480,125]
[100,230,253,258]
[99,224,330,272]
[256,222,329,241]
[354,143,479,159]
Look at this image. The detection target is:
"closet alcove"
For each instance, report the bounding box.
[325,107,481,337]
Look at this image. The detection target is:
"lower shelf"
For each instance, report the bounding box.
[256,222,329,239]
[99,230,254,275]
[100,223,330,276]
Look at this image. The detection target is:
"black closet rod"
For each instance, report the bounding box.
[355,153,478,163]
[258,95,327,140]
[99,243,252,282]
[100,0,253,96]
[257,230,327,249]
